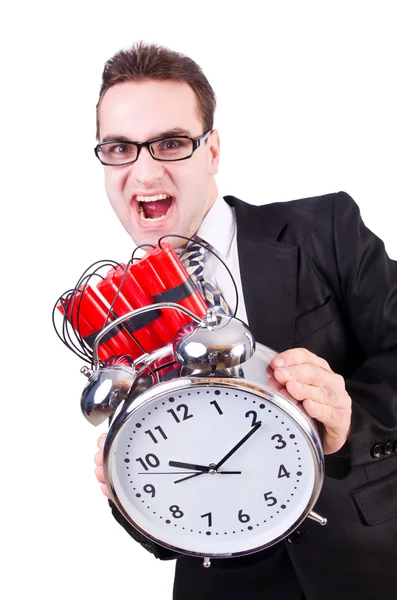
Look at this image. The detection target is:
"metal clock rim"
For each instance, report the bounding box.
[104,377,325,560]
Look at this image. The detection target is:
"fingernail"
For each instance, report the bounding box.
[274,358,284,367]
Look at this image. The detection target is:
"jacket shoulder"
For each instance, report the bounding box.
[230,191,355,218]
[224,191,358,240]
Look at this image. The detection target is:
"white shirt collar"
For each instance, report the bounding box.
[196,196,235,258]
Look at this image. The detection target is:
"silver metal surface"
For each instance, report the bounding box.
[104,371,325,559]
[173,315,255,371]
[91,303,206,371]
[80,364,137,426]
[307,510,327,526]
[81,303,326,558]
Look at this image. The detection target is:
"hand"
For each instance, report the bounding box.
[169,460,211,472]
[173,469,242,484]
[94,433,110,499]
[268,348,352,455]
[169,460,241,483]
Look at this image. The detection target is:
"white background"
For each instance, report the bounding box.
[2,1,396,598]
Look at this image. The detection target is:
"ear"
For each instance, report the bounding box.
[208,129,220,175]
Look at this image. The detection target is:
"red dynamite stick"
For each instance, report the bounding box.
[97,268,162,353]
[147,243,208,320]
[132,253,189,339]
[114,263,176,345]
[58,286,141,362]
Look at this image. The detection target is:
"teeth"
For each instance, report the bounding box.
[135,193,171,202]
[141,214,166,221]
[138,208,166,221]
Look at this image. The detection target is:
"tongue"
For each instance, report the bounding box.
[142,197,172,219]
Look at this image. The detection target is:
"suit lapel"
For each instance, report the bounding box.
[225,196,298,352]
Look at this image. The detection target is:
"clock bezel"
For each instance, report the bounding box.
[104,376,324,559]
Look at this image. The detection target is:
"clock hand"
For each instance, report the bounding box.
[214,421,262,470]
[174,470,242,484]
[169,460,211,472]
[138,471,202,475]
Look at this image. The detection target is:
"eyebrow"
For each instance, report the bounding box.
[101,128,192,143]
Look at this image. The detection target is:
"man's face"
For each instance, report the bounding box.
[98,80,220,248]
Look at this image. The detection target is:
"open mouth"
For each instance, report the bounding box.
[136,193,174,221]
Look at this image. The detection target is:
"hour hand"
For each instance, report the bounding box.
[169,460,211,472]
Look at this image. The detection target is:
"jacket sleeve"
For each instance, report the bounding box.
[333,192,397,468]
[109,500,179,560]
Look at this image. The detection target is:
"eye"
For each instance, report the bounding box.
[159,138,183,151]
[153,138,191,159]
[109,143,135,154]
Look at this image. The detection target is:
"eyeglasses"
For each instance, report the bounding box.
[95,130,212,166]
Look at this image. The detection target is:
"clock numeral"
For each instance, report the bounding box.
[238,509,251,523]
[263,491,278,506]
[135,453,160,471]
[278,464,291,479]
[201,512,213,527]
[271,433,287,449]
[143,484,156,497]
[169,505,184,519]
[210,400,223,415]
[245,410,258,427]
[144,425,168,444]
[167,404,194,423]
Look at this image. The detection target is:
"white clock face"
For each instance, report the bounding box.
[106,380,320,557]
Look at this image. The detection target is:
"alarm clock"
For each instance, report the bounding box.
[81,305,326,566]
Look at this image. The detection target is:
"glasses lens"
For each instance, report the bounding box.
[151,137,193,160]
[99,142,138,165]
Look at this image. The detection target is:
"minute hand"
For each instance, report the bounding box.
[214,421,262,469]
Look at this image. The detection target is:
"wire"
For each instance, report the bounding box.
[131,243,155,263]
[53,233,239,368]
[52,260,121,364]
[157,234,239,320]
[102,258,147,356]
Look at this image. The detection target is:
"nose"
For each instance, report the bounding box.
[129,146,166,185]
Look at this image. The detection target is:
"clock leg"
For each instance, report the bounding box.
[307,510,327,525]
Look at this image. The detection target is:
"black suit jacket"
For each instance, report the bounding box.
[112,192,397,599]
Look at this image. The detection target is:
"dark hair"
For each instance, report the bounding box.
[96,41,216,138]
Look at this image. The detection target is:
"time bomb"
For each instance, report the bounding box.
[53,239,327,567]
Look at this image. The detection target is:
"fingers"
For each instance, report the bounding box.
[95,465,111,498]
[269,348,352,454]
[273,363,346,392]
[97,432,107,450]
[101,484,111,499]
[95,465,105,484]
[271,348,331,373]
[95,432,110,497]
[94,448,103,467]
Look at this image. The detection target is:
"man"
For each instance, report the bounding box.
[93,42,397,599]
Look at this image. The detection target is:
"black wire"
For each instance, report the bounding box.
[52,292,88,361]
[131,243,156,263]
[52,291,92,363]
[63,288,94,361]
[53,234,239,368]
[73,272,106,355]
[53,260,121,364]
[102,258,147,356]
[157,234,239,320]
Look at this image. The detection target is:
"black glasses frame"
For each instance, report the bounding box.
[94,130,212,166]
